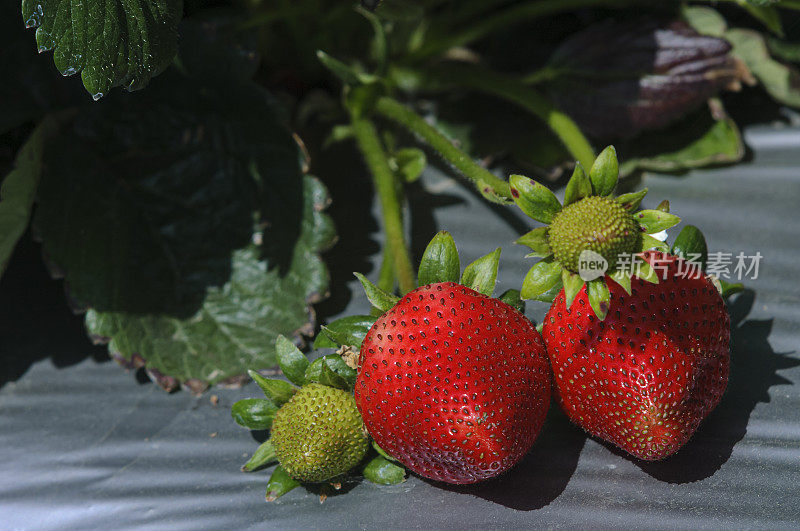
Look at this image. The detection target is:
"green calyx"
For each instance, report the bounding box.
[548,196,640,273]
[271,383,369,483]
[512,146,682,319]
[350,230,522,317]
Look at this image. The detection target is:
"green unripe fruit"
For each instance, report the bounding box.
[271,383,368,483]
[548,196,639,273]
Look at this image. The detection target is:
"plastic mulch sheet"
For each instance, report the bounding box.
[1,123,799,529]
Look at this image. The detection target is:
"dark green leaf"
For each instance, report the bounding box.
[418,231,461,286]
[22,0,182,98]
[231,398,278,430]
[515,227,550,257]
[0,2,84,133]
[671,225,709,270]
[247,370,296,406]
[36,51,334,388]
[393,148,427,183]
[636,259,660,284]
[177,14,261,82]
[305,355,357,389]
[563,163,591,206]
[372,440,397,462]
[589,146,618,196]
[521,258,563,301]
[615,189,648,211]
[726,29,800,107]
[497,289,525,314]
[431,94,570,176]
[362,455,406,485]
[460,248,501,296]
[242,439,277,472]
[562,270,584,309]
[276,336,310,387]
[619,111,744,177]
[509,175,562,223]
[266,465,300,501]
[315,315,376,349]
[608,269,632,295]
[682,5,727,37]
[586,279,611,320]
[719,279,745,299]
[322,355,358,388]
[635,210,681,233]
[0,115,65,278]
[354,272,400,313]
[640,234,669,253]
[738,4,783,37]
[316,50,362,85]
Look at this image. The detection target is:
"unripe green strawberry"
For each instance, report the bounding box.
[271,383,369,483]
[548,195,639,273]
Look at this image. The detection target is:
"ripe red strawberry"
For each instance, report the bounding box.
[354,282,551,484]
[543,251,730,460]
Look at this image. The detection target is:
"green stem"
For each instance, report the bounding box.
[521,65,564,85]
[351,115,416,295]
[377,245,395,292]
[421,64,596,170]
[414,0,633,60]
[373,96,512,203]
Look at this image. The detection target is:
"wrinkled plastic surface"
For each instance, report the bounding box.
[1,125,799,529]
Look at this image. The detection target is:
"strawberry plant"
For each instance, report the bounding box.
[0,0,792,430]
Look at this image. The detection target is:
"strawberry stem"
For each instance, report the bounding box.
[412,0,633,61]
[350,114,416,295]
[417,63,596,172]
[373,96,513,203]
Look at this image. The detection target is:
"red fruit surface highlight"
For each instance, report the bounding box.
[355,282,551,484]
[544,251,730,460]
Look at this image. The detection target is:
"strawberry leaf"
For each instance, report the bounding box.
[314,315,376,349]
[586,279,611,320]
[266,465,300,502]
[305,355,356,389]
[242,439,277,473]
[718,279,745,298]
[563,162,591,206]
[515,227,550,257]
[0,114,65,278]
[22,0,182,99]
[372,441,397,462]
[562,270,584,308]
[640,234,670,253]
[671,225,709,269]
[521,258,563,302]
[418,230,461,286]
[247,370,296,406]
[354,272,400,312]
[393,148,426,183]
[83,175,332,392]
[231,398,278,430]
[636,210,681,233]
[618,110,744,177]
[362,455,406,485]
[608,269,632,295]
[460,248,501,296]
[509,175,562,223]
[615,189,648,211]
[497,289,525,313]
[589,146,619,196]
[276,335,311,387]
[32,46,334,390]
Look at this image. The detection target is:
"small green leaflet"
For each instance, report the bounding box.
[22,0,183,99]
[0,114,65,278]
